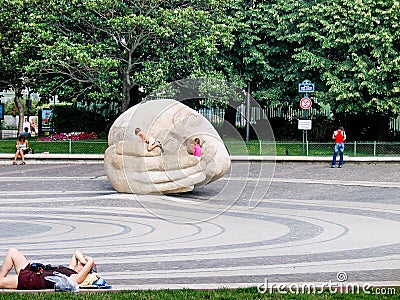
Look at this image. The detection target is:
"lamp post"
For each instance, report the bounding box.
[246,82,251,142]
[26,91,32,121]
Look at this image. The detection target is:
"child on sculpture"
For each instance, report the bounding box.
[192,137,203,157]
[0,248,95,290]
[135,127,164,152]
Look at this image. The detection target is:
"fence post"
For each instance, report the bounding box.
[306,140,309,156]
[354,141,357,156]
[69,139,72,154]
[259,140,262,155]
[374,141,376,156]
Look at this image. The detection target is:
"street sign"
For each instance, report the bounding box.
[298,119,312,130]
[299,84,314,93]
[299,80,314,93]
[300,97,312,109]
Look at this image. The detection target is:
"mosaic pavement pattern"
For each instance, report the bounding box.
[0,162,399,289]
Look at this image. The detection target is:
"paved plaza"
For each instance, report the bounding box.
[0,161,399,290]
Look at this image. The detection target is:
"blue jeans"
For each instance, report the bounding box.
[332,143,344,166]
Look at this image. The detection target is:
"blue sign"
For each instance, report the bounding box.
[41,109,53,131]
[0,104,4,120]
[299,83,314,93]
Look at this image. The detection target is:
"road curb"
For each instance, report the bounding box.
[231,155,400,163]
[0,153,104,165]
[1,153,399,165]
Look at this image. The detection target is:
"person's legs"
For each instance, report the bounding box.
[156,141,164,153]
[20,150,26,164]
[339,143,345,167]
[0,248,29,289]
[331,144,339,167]
[148,142,164,152]
[0,248,29,276]
[147,143,157,151]
[147,136,156,151]
[0,274,18,289]
[13,150,20,164]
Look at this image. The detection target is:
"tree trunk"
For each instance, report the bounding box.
[224,104,237,127]
[121,72,131,113]
[222,104,238,138]
[374,114,390,140]
[14,88,24,135]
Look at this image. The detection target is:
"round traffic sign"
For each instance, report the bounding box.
[300,97,312,109]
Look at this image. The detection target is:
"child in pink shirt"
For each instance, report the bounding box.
[193,138,202,157]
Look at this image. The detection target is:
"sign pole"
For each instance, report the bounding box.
[304,91,308,154]
[298,80,314,156]
[246,82,250,142]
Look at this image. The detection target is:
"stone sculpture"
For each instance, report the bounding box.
[104,99,231,194]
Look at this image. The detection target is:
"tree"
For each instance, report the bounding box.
[0,0,39,133]
[218,0,280,104]
[273,0,400,123]
[216,0,306,137]
[25,0,233,114]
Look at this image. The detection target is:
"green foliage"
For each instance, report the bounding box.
[1,0,400,132]
[4,96,39,116]
[18,0,233,112]
[272,0,400,116]
[218,1,285,105]
[52,105,107,133]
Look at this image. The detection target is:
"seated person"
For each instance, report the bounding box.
[13,135,29,165]
[19,127,31,138]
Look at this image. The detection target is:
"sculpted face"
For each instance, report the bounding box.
[104,99,231,194]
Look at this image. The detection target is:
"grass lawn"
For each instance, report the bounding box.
[0,288,398,299]
[225,141,334,156]
[0,139,109,154]
[0,138,397,156]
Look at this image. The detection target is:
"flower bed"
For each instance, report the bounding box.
[37,132,98,141]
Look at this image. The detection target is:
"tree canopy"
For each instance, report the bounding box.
[271,0,400,115]
[0,0,399,133]
[22,0,233,112]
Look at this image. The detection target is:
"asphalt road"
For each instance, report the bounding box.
[0,162,399,291]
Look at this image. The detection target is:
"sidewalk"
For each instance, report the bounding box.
[0,153,104,165]
[0,163,399,290]
[1,153,399,165]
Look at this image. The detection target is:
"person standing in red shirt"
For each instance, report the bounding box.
[331,127,346,168]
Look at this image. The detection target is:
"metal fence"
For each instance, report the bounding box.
[0,140,109,155]
[33,140,109,154]
[293,141,400,157]
[224,141,400,157]
[1,139,400,156]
